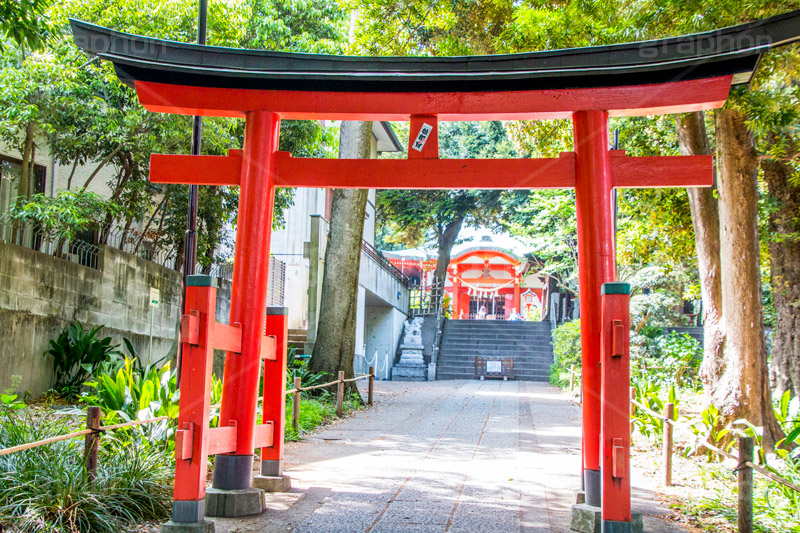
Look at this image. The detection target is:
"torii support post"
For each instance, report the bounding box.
[162,275,217,532]
[208,111,280,516]
[573,109,616,507]
[600,282,633,532]
[253,307,292,492]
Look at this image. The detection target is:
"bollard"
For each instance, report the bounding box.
[292,377,301,432]
[738,437,754,533]
[84,406,101,482]
[368,366,374,406]
[662,403,674,487]
[336,371,345,418]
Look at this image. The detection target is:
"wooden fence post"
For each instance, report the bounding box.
[368,366,374,406]
[662,403,674,487]
[630,387,636,416]
[336,370,345,417]
[738,436,754,533]
[84,406,101,482]
[292,376,301,432]
[569,364,575,391]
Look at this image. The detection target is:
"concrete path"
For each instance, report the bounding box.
[210,380,687,533]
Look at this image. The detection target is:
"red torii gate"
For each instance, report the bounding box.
[71,10,800,533]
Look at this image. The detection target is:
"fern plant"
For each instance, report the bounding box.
[44,322,119,398]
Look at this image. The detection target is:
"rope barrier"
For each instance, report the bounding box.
[0,428,94,456]
[630,397,799,494]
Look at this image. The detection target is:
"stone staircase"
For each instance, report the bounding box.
[436,319,554,381]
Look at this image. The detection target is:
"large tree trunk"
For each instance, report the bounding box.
[714,107,781,447]
[310,121,372,388]
[675,112,726,390]
[432,216,464,306]
[762,152,800,397]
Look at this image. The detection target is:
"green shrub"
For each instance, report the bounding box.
[550,319,581,387]
[631,332,702,390]
[0,410,171,532]
[44,322,119,398]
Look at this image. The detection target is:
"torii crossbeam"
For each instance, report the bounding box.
[71,10,800,533]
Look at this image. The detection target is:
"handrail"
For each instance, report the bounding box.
[361,240,412,288]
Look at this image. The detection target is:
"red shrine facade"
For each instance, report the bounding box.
[386,246,545,320]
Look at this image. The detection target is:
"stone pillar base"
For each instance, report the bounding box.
[570,503,601,533]
[570,503,643,533]
[253,474,292,492]
[205,488,265,518]
[160,520,215,533]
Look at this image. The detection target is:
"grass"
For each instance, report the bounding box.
[0,384,368,532]
[284,391,365,442]
[0,408,171,532]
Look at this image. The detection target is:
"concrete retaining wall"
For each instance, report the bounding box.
[0,242,185,397]
[0,243,288,397]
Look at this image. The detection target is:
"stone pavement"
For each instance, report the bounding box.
[208,380,687,533]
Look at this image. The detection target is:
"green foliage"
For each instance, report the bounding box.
[0,410,171,531]
[287,349,329,391]
[0,0,51,52]
[283,391,364,442]
[685,403,730,460]
[631,333,702,390]
[377,122,513,257]
[631,383,678,445]
[549,319,581,387]
[44,322,119,398]
[9,189,119,243]
[501,189,577,292]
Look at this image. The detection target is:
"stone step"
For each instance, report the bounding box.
[441,331,553,339]
[435,373,550,382]
[440,341,553,349]
[437,355,552,364]
[438,350,553,358]
[438,360,552,369]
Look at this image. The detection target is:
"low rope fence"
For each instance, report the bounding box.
[0,368,375,480]
[629,390,800,533]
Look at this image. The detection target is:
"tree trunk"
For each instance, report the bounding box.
[762,154,800,397]
[310,121,372,390]
[433,217,464,306]
[714,107,781,448]
[675,112,726,390]
[16,122,35,201]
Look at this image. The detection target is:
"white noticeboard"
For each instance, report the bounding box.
[486,360,502,373]
[149,287,160,308]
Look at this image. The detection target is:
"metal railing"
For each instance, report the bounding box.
[409,280,444,315]
[0,215,100,268]
[361,240,412,288]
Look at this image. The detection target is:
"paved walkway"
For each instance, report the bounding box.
[210,381,687,533]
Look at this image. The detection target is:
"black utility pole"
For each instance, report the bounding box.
[179,0,207,381]
[183,0,207,283]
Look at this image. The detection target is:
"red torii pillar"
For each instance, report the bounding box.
[573,110,616,508]
[208,111,281,512]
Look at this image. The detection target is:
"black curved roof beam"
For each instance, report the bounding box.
[69,12,800,120]
[71,12,800,93]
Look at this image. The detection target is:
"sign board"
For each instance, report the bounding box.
[411,123,433,152]
[149,287,160,307]
[486,360,502,373]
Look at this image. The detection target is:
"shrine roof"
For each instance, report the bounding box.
[71,12,800,95]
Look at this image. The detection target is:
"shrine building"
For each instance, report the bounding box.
[383,233,550,320]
